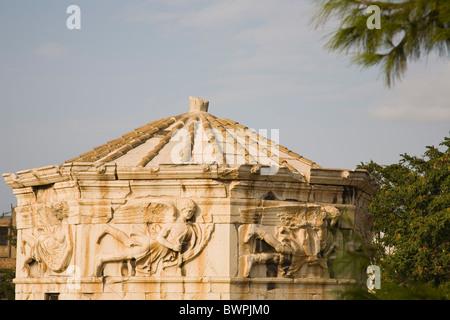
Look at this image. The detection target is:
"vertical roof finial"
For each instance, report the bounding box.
[189,96,209,113]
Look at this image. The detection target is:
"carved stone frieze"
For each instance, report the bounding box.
[20,201,73,278]
[95,198,214,277]
[238,203,345,278]
[5,97,379,299]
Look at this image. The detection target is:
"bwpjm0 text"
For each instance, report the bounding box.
[179,304,270,317]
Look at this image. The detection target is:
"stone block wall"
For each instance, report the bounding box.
[6,164,377,300]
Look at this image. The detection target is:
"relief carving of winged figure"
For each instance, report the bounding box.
[240,204,342,278]
[95,198,213,277]
[20,202,73,277]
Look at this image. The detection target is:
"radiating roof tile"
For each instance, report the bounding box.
[65,97,320,175]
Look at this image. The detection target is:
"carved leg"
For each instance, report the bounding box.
[95,243,151,277]
[285,255,308,277]
[127,260,135,276]
[94,256,105,277]
[243,254,257,278]
[243,253,280,277]
[306,229,321,264]
[20,234,37,278]
[244,224,277,246]
[21,233,36,254]
[95,252,135,277]
[22,256,34,277]
[97,225,132,247]
[301,228,318,263]
[244,224,258,243]
[254,228,291,254]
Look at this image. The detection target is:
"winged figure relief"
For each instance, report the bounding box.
[240,204,342,278]
[20,202,73,277]
[95,198,213,277]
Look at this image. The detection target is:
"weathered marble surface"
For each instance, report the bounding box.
[4,98,378,300]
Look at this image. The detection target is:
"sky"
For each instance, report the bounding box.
[1,0,449,209]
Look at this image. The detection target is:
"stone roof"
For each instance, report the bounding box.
[3,97,380,196]
[65,97,320,175]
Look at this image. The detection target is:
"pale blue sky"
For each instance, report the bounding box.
[1,0,449,208]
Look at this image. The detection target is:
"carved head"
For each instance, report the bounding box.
[179,199,196,220]
[322,205,341,226]
[51,202,69,221]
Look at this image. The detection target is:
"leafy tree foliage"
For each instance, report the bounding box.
[0,268,15,300]
[310,0,450,87]
[340,281,449,300]
[358,136,450,289]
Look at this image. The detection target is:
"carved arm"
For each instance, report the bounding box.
[156,226,181,252]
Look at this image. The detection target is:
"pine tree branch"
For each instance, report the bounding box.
[310,0,450,87]
[352,0,405,10]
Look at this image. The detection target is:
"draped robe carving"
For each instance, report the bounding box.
[95,198,213,277]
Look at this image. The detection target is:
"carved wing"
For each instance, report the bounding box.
[182,223,214,264]
[113,198,176,224]
[33,225,73,273]
[240,207,263,224]
[241,205,314,226]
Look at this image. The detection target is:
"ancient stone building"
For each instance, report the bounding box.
[0,208,16,270]
[3,97,378,300]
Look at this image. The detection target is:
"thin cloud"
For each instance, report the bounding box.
[34,43,68,58]
[369,62,450,123]
[119,0,320,75]
[370,105,450,122]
